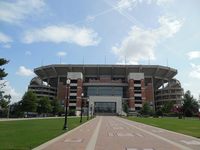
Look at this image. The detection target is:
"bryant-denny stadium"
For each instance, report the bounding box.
[28,64,183,116]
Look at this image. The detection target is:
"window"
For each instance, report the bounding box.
[135,107,141,110]
[135,101,142,104]
[134,87,141,90]
[134,91,141,94]
[88,87,98,96]
[70,86,77,90]
[113,87,123,96]
[70,96,76,99]
[87,86,123,96]
[135,96,142,100]
[99,87,112,96]
[134,80,141,84]
[70,80,77,83]
[70,90,77,93]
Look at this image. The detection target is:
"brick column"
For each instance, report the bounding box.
[145,83,153,103]
[128,79,135,111]
[57,82,66,104]
[141,79,146,105]
[76,79,83,111]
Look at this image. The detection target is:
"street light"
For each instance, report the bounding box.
[63,79,70,130]
[80,93,84,123]
[90,103,93,119]
[87,98,89,120]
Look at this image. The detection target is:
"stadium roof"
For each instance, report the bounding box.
[34,64,177,89]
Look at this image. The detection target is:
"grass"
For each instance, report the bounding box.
[0,117,88,150]
[126,117,200,138]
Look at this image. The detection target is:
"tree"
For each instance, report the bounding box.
[37,97,52,116]
[155,109,163,117]
[0,91,11,117]
[10,102,23,118]
[140,102,152,116]
[123,101,129,114]
[0,58,9,79]
[0,58,11,118]
[161,101,174,114]
[182,90,199,117]
[21,91,37,116]
[0,58,9,89]
[51,99,62,116]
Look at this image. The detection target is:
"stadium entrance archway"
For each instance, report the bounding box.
[89,96,122,116]
[94,102,116,115]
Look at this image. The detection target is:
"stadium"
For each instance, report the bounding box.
[28,64,183,116]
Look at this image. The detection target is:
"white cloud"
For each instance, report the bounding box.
[156,16,183,38]
[0,80,22,103]
[189,63,200,79]
[112,16,183,64]
[116,0,173,11]
[155,0,173,6]
[186,51,200,60]
[22,25,100,47]
[0,0,45,24]
[117,0,138,11]
[25,51,32,55]
[57,51,67,57]
[182,80,200,100]
[0,32,12,43]
[16,66,34,77]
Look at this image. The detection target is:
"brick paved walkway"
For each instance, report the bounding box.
[34,116,200,150]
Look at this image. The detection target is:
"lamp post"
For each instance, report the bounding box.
[90,103,93,119]
[63,79,70,130]
[80,93,84,123]
[87,98,89,120]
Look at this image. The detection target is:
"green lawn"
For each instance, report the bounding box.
[126,117,200,138]
[0,117,88,150]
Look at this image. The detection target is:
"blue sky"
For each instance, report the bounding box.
[0,0,200,103]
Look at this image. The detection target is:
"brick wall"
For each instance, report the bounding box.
[145,83,153,103]
[57,82,66,101]
[141,79,146,104]
[76,79,83,109]
[128,79,135,110]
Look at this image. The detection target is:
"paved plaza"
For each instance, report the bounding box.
[34,116,200,150]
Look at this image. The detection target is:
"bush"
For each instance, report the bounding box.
[155,109,163,117]
[69,109,76,116]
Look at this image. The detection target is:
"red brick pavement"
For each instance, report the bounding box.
[34,116,200,150]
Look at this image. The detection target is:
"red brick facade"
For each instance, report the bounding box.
[57,82,66,101]
[128,79,135,110]
[76,79,83,109]
[57,76,154,112]
[141,79,146,105]
[145,83,154,103]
